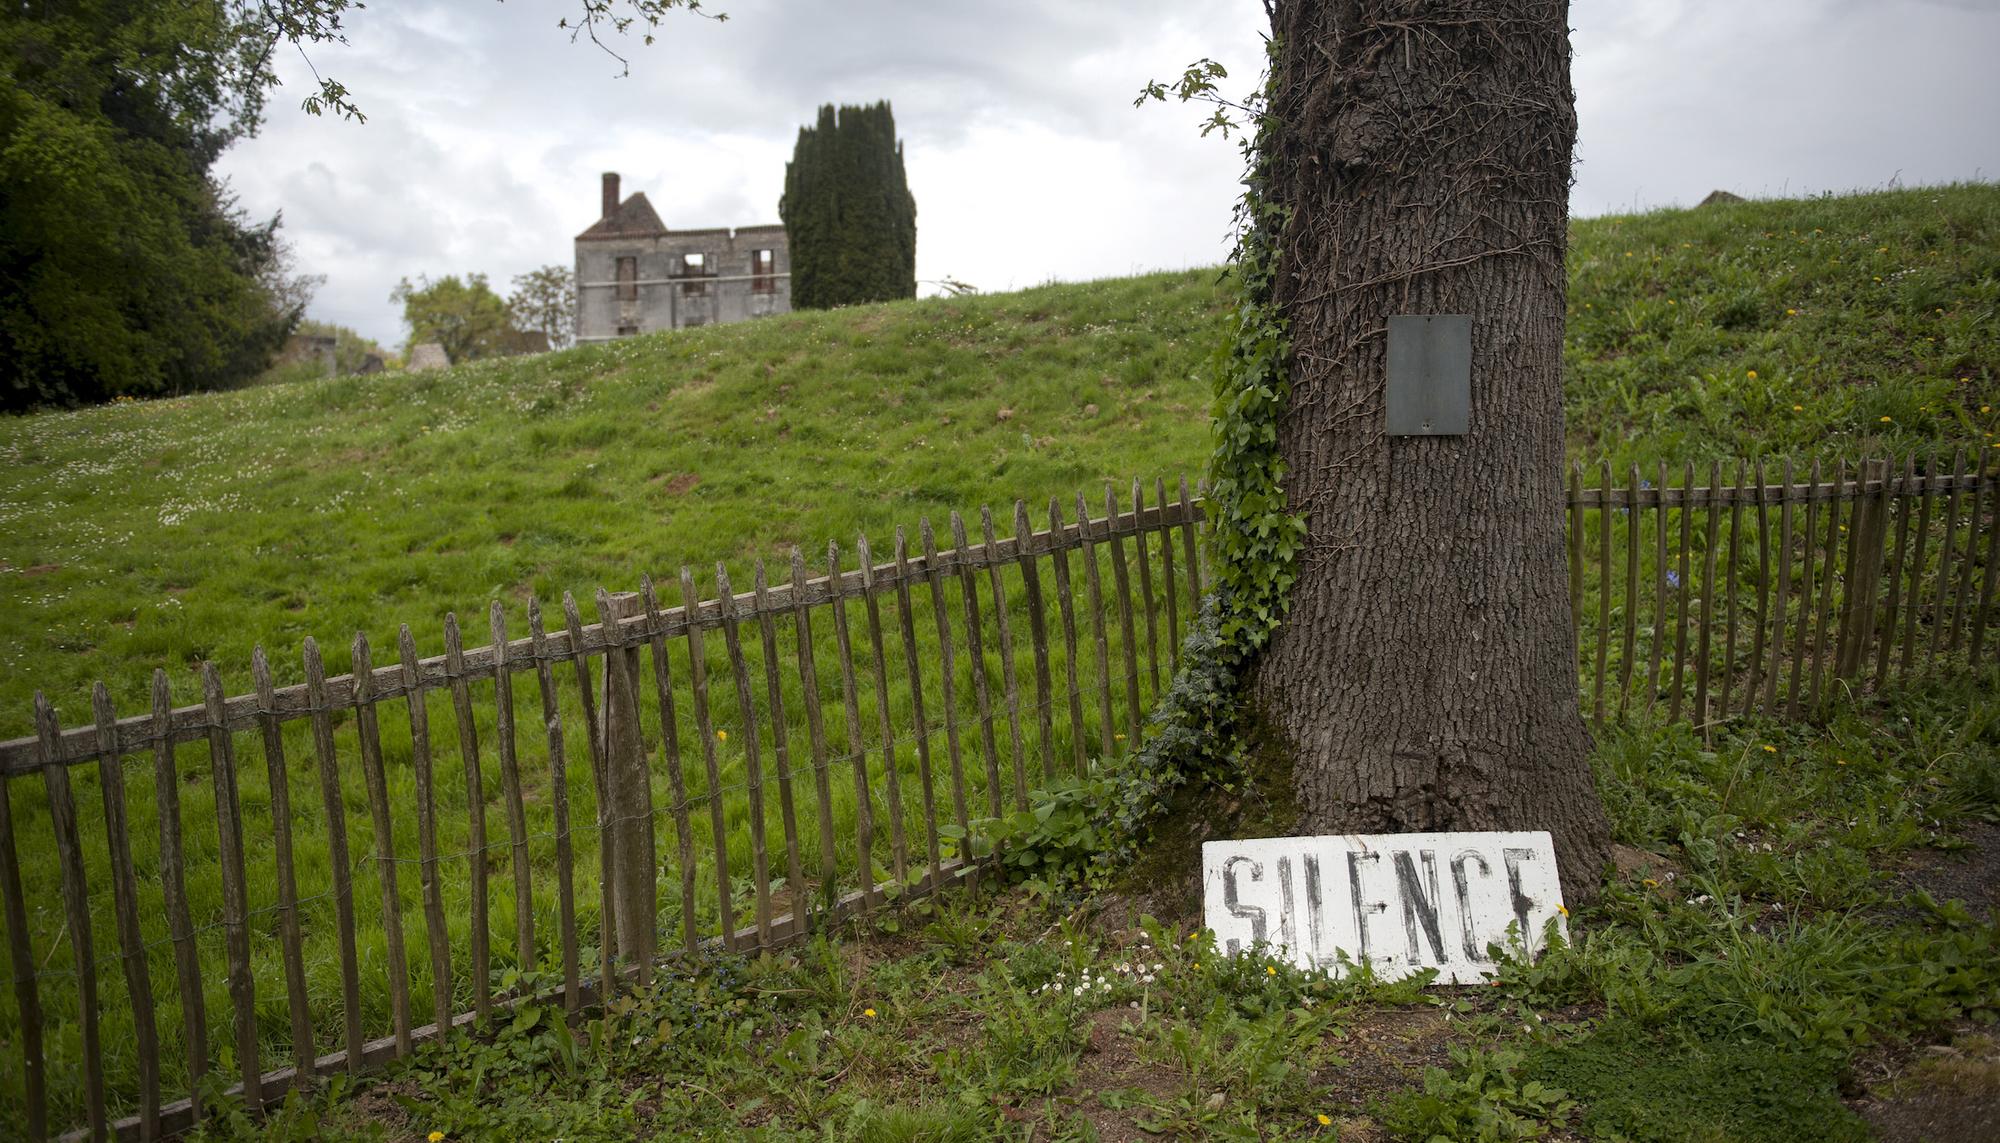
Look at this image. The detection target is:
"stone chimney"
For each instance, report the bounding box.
[601,172,620,221]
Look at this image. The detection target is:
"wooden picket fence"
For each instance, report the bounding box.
[0,479,1206,1141]
[2,452,1997,1140]
[1567,451,1998,725]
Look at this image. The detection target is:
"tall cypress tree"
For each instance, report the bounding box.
[780,102,916,309]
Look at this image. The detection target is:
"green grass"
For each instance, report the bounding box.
[182,668,2000,1142]
[1565,182,2000,464]
[2,184,1998,1135]
[0,269,1230,1136]
[4,185,1997,729]
[0,268,1229,726]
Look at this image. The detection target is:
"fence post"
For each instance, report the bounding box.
[596,590,657,984]
[1836,459,1889,681]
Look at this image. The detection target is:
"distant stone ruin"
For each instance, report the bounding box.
[1699,189,1746,207]
[406,343,450,372]
[574,172,791,343]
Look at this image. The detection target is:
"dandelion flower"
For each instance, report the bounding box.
[1667,299,1677,305]
[1786,308,1798,316]
[430,1134,446,1143]
[1982,406,1992,414]
[863,1007,876,1018]
[1762,744,1777,753]
[717,729,728,741]
[1557,904,1570,918]
[1793,404,1804,412]
[1114,733,1127,741]
[1880,416,1893,423]
[1747,370,1758,380]
[1317,1113,1334,1127]
[1267,965,1277,976]
[1642,877,1659,888]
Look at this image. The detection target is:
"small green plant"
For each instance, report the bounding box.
[1378,1044,1576,1142]
[933,963,1087,1097]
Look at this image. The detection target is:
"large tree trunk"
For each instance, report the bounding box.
[1253,0,1609,904]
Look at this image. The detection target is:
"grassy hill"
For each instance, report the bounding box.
[0,185,1994,1137]
[0,272,1230,730]
[3,186,1996,733]
[1564,183,1998,463]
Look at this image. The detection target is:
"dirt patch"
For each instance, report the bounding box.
[1315,1005,1458,1115]
[1610,843,1681,883]
[651,472,701,496]
[1065,1006,1186,1142]
[21,563,62,577]
[329,1076,421,1139]
[1890,821,2000,921]
[1852,1027,2000,1143]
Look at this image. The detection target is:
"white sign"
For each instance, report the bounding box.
[1202,831,1566,985]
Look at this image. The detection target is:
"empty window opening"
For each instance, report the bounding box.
[679,252,709,296]
[616,256,638,301]
[751,249,776,293]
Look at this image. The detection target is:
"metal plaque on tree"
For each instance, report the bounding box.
[1385,314,1472,435]
[1202,831,1565,984]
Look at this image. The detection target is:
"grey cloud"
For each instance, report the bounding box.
[214,0,1996,347]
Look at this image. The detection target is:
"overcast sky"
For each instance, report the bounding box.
[213,0,2000,350]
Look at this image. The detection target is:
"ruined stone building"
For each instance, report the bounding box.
[574,172,791,343]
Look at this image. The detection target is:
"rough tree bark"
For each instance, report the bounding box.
[1253,0,1610,904]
